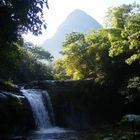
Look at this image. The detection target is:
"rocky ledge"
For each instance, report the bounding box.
[0,80,19,92]
[25,80,126,129]
[0,81,35,138]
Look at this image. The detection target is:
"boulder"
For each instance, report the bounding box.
[0,80,19,92]
[0,90,35,137]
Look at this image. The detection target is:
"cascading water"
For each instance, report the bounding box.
[21,89,52,129]
[42,90,55,126]
[19,88,78,140]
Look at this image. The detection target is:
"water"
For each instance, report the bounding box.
[21,89,51,129]
[26,128,88,140]
[19,89,89,140]
[41,90,55,126]
[8,128,88,140]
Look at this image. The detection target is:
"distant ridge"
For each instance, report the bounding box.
[43,9,102,58]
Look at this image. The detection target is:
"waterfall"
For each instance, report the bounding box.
[21,89,53,129]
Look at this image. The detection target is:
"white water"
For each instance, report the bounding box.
[21,89,51,129]
[35,127,72,134]
[42,90,55,126]
[21,88,74,140]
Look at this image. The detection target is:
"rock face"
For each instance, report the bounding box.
[29,80,125,129]
[0,90,35,137]
[0,80,19,92]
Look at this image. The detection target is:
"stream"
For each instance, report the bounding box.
[7,127,89,140]
[7,88,89,140]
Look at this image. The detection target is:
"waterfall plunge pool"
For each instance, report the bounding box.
[7,127,89,140]
[13,89,89,140]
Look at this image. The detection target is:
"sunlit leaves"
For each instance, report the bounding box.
[53,2,140,85]
[106,2,140,65]
[105,3,138,29]
[109,40,129,57]
[53,58,69,80]
[107,28,122,42]
[57,29,111,81]
[125,54,139,65]
[60,32,91,79]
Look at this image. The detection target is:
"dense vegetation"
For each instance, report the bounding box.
[0,0,54,83]
[53,2,140,103]
[0,1,140,139]
[0,1,140,100]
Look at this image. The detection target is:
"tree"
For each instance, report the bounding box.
[106,2,140,93]
[15,42,53,82]
[85,29,111,83]
[61,32,89,79]
[107,3,140,65]
[53,59,69,80]
[24,42,53,61]
[0,42,24,80]
[0,0,49,81]
[55,3,140,85]
[0,0,48,45]
[120,76,140,103]
[59,30,112,81]
[105,3,139,29]
[123,15,140,65]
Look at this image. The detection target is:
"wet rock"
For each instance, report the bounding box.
[103,137,113,140]
[120,136,128,140]
[0,90,35,137]
[0,80,19,92]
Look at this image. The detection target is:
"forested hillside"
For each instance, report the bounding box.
[0,1,140,139]
[53,3,140,103]
[0,0,53,83]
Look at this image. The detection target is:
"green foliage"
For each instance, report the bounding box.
[0,41,24,80]
[15,42,53,83]
[108,3,140,98]
[61,32,89,79]
[0,39,53,82]
[108,3,140,65]
[56,28,128,85]
[1,0,140,94]
[53,59,69,80]
[52,2,140,107]
[24,42,53,61]
[85,29,112,83]
[127,77,140,89]
[0,0,50,82]
[105,3,139,29]
[0,0,48,44]
[120,76,140,103]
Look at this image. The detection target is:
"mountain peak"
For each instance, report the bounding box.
[70,9,87,15]
[64,9,100,27]
[43,10,101,58]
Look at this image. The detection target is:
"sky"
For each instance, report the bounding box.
[23,0,140,45]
